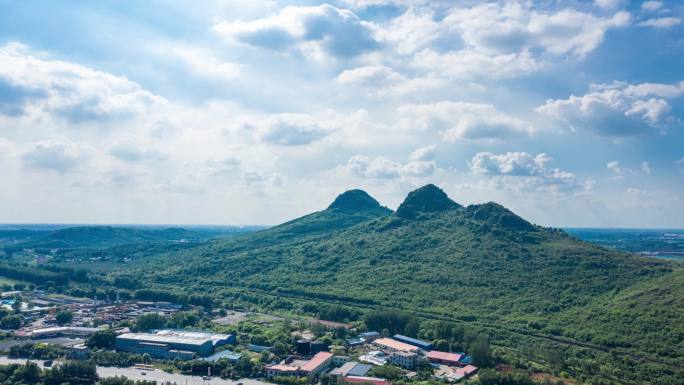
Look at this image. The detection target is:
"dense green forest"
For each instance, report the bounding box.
[0,185,681,384]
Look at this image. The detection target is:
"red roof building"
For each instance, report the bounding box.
[372,338,420,353]
[426,350,463,366]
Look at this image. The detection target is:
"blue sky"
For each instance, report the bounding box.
[0,0,683,227]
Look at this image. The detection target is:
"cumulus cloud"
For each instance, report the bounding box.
[398,101,534,141]
[251,113,335,146]
[637,17,682,28]
[470,152,580,192]
[440,3,630,58]
[408,145,436,162]
[411,49,540,80]
[0,42,166,123]
[341,145,437,181]
[213,4,378,59]
[641,1,664,12]
[22,139,90,173]
[536,81,684,136]
[336,65,443,96]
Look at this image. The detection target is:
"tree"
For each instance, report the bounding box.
[11,295,22,314]
[55,310,74,325]
[87,329,117,349]
[136,313,164,331]
[470,335,494,368]
[0,314,22,329]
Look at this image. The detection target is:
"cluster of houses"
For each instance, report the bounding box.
[267,332,477,384]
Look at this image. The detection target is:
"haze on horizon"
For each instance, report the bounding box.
[0,0,683,228]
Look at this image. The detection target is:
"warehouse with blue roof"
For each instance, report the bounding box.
[392,334,433,350]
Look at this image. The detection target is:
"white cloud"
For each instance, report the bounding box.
[536,81,683,136]
[213,4,378,60]
[337,65,405,86]
[411,48,540,80]
[408,145,436,162]
[21,139,90,173]
[469,152,581,192]
[341,145,437,181]
[641,1,664,12]
[0,42,166,123]
[641,161,651,174]
[607,160,625,179]
[337,65,444,96]
[398,101,534,141]
[637,17,682,28]
[251,113,335,146]
[441,3,630,58]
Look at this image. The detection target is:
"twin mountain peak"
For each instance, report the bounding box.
[327,183,530,227]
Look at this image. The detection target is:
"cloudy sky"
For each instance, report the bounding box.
[1,0,683,227]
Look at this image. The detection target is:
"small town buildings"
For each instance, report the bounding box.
[372,338,420,353]
[266,352,335,378]
[390,351,421,370]
[426,351,463,366]
[359,351,389,366]
[392,334,433,351]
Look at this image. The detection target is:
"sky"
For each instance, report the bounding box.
[0,0,683,227]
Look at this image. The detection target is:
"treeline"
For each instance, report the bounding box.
[0,263,69,286]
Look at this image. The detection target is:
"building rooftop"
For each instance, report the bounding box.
[348,363,372,377]
[392,334,432,349]
[301,351,334,372]
[426,350,462,362]
[118,332,211,346]
[331,362,358,377]
[373,338,419,352]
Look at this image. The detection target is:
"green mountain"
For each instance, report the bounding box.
[113,185,681,383]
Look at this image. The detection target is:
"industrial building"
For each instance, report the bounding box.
[116,332,213,360]
[372,338,420,353]
[154,329,235,347]
[389,351,421,370]
[330,361,372,378]
[31,326,101,339]
[426,351,463,366]
[392,334,433,351]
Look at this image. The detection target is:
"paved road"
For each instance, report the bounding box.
[0,356,271,385]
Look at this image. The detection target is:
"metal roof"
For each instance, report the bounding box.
[117,332,211,346]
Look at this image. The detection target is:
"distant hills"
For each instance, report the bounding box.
[0,225,263,250]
